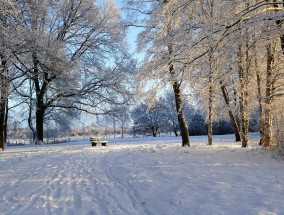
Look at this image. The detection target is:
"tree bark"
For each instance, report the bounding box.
[172,80,190,146]
[255,58,264,145]
[28,79,36,141]
[121,120,124,138]
[263,43,274,147]
[32,53,48,144]
[0,56,8,150]
[262,2,279,147]
[208,79,213,145]
[238,45,249,147]
[220,83,241,142]
[168,45,190,146]
[162,0,190,147]
[4,99,8,143]
[151,125,158,137]
[207,0,215,146]
[35,98,45,144]
[173,130,178,137]
[208,56,213,145]
[0,101,5,150]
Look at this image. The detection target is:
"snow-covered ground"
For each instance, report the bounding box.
[0,134,283,215]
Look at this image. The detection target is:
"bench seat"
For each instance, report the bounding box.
[90,136,108,146]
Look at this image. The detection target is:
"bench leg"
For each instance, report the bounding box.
[101,142,107,146]
[92,142,97,146]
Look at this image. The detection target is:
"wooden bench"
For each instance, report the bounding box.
[90,136,108,146]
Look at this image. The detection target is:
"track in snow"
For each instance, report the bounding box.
[0,137,283,215]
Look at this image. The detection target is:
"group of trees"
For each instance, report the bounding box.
[0,0,135,150]
[131,94,178,137]
[124,0,284,148]
[1,0,284,150]
[131,95,204,137]
[131,92,259,137]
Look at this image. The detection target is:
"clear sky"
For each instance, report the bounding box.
[126,26,145,62]
[115,0,145,62]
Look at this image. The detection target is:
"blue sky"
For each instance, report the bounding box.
[126,26,145,62]
[115,0,145,61]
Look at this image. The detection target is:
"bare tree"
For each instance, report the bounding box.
[125,0,190,146]
[11,0,135,144]
[131,101,169,137]
[0,0,22,150]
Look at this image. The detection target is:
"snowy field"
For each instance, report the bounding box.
[0,134,283,215]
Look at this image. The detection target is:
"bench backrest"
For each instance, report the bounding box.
[90,136,105,141]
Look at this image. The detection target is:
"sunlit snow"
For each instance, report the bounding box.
[0,134,283,215]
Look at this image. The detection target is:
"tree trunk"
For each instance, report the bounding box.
[263,43,274,147]
[173,130,178,137]
[35,98,45,144]
[236,3,251,148]
[113,115,116,139]
[163,0,190,147]
[4,99,8,143]
[32,53,49,144]
[167,44,190,146]
[220,83,241,142]
[207,0,215,146]
[255,58,264,145]
[172,81,190,146]
[208,54,213,145]
[0,56,8,150]
[208,82,213,145]
[121,121,124,138]
[152,125,158,137]
[238,45,249,147]
[0,101,5,151]
[251,34,264,145]
[28,79,36,141]
[274,1,284,52]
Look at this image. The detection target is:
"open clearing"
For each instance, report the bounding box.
[0,135,283,215]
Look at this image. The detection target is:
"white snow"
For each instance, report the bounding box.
[0,134,283,215]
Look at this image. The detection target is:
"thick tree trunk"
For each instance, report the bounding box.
[32,53,49,144]
[263,43,274,147]
[220,83,241,142]
[35,98,45,144]
[172,81,190,147]
[163,0,190,146]
[168,44,190,147]
[261,0,283,148]
[152,125,158,137]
